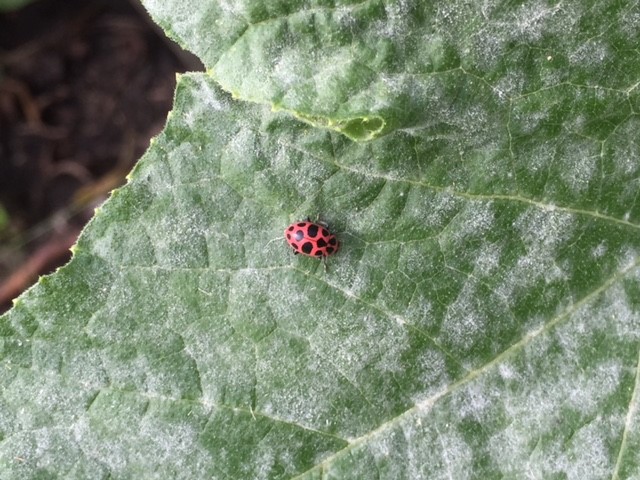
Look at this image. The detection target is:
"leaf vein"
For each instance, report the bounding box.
[611,346,640,480]
[337,162,640,230]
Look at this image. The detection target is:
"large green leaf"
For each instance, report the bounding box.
[142,0,640,140]
[2,0,640,478]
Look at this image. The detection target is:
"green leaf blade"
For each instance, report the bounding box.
[3,0,640,475]
[143,0,640,141]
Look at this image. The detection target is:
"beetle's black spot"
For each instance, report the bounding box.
[307,224,319,238]
[314,250,323,256]
[301,242,313,254]
[321,228,329,237]
[286,233,291,240]
[297,222,307,227]
[317,238,327,247]
[294,230,305,241]
[328,237,337,246]
[326,246,335,254]
[293,250,299,255]
[288,226,295,231]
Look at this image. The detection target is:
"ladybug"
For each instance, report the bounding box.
[284,218,339,257]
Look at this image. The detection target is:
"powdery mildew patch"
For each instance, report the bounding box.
[496,208,576,304]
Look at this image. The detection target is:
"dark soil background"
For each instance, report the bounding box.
[0,0,203,313]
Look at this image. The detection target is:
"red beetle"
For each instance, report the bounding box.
[284,219,339,257]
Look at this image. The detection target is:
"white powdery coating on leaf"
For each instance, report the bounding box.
[155,214,209,266]
[435,3,467,28]
[559,418,618,480]
[473,242,502,277]
[268,286,310,326]
[255,330,354,429]
[188,76,230,118]
[279,152,334,198]
[403,289,435,327]
[509,1,563,41]
[621,246,640,269]
[431,428,474,480]
[405,190,462,229]
[568,39,610,68]
[441,280,488,353]
[497,208,575,302]
[469,26,507,73]
[273,50,310,89]
[143,0,205,41]
[453,379,495,422]
[7,368,95,431]
[139,416,210,470]
[470,0,573,70]
[620,6,640,35]
[217,0,249,17]
[452,103,492,140]
[411,349,450,402]
[26,428,57,469]
[347,247,396,297]
[379,411,475,479]
[79,225,115,268]
[309,309,412,395]
[445,201,496,246]
[252,445,294,480]
[555,306,626,410]
[373,0,412,39]
[557,138,598,194]
[485,306,628,478]
[490,421,614,480]
[197,337,255,407]
[588,280,640,341]
[565,362,623,413]
[63,350,109,390]
[592,241,608,258]
[400,247,436,278]
[226,126,260,170]
[497,361,519,381]
[511,103,553,137]
[540,56,566,86]
[492,70,526,100]
[612,118,640,175]
[72,408,211,478]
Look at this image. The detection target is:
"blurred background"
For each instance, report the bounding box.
[0,0,203,313]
